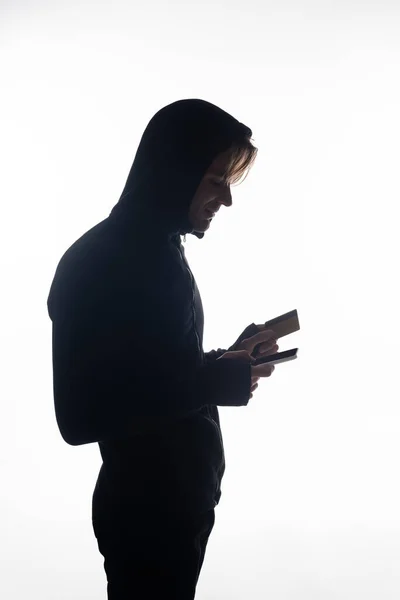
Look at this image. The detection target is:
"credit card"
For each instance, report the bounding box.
[264,309,300,340]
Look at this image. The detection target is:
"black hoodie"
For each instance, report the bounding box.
[47,99,257,518]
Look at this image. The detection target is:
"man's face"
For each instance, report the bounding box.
[188,150,233,233]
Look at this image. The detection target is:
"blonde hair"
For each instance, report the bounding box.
[223,136,258,186]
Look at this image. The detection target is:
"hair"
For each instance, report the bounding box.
[223,135,258,186]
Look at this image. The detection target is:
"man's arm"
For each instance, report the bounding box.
[48,259,253,446]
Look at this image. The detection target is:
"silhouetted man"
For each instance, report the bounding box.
[47,99,277,599]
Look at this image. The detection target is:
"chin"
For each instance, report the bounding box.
[196,221,211,232]
[190,216,209,232]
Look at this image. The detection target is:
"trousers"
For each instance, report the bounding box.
[92,505,216,600]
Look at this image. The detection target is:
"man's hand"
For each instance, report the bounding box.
[219,328,279,398]
[218,328,278,363]
[235,326,279,358]
[228,322,280,357]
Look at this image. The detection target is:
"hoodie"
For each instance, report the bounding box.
[47,98,256,518]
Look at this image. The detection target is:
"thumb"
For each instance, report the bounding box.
[219,350,256,363]
[239,329,277,354]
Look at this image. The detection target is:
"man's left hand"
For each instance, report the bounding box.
[235,324,279,357]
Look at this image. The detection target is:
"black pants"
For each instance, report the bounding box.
[92,506,216,599]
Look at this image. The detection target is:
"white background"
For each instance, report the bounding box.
[1,1,400,598]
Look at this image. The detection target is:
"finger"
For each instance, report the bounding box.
[252,364,275,376]
[258,343,279,355]
[240,330,277,354]
[247,329,277,346]
[222,350,255,363]
[252,341,278,358]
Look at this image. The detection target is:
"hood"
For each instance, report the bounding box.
[108,99,253,241]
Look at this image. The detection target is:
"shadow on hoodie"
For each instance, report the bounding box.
[47,98,256,516]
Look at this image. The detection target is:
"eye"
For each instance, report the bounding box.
[212,178,225,187]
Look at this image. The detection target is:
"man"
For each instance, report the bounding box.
[47,99,278,599]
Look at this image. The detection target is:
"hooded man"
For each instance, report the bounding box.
[47,99,277,599]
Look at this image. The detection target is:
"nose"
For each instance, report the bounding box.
[220,186,232,207]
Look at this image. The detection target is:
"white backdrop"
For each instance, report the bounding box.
[1,1,400,598]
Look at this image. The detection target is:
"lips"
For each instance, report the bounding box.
[205,208,217,217]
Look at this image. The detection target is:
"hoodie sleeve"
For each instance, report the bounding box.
[48,256,252,446]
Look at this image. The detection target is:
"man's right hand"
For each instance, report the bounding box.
[249,362,275,398]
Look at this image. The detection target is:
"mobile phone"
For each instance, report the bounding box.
[252,347,298,367]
